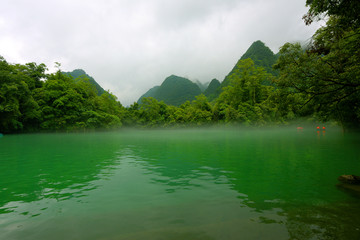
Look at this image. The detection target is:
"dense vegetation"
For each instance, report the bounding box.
[276,0,360,130]
[0,59,125,133]
[1,0,359,133]
[63,69,105,96]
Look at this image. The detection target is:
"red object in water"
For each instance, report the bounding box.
[316,126,320,129]
[297,127,303,130]
[322,126,326,130]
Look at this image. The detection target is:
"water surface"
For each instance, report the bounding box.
[0,128,359,239]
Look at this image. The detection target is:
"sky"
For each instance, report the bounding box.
[0,0,322,106]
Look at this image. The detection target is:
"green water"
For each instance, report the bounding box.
[0,128,359,239]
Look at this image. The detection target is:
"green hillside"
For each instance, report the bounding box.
[63,69,105,96]
[137,41,278,104]
[138,86,160,104]
[203,78,220,101]
[222,41,278,87]
[240,40,278,76]
[204,40,278,100]
[138,75,201,106]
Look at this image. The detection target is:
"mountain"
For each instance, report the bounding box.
[203,79,221,101]
[195,80,209,92]
[138,86,160,104]
[206,40,278,100]
[63,69,105,96]
[138,75,202,106]
[222,40,278,87]
[240,40,279,76]
[137,40,278,104]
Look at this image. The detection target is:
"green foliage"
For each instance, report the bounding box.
[129,94,214,128]
[138,97,169,127]
[206,41,279,101]
[214,59,275,125]
[131,40,290,128]
[128,59,280,128]
[63,69,105,96]
[275,14,360,129]
[0,57,124,133]
[187,95,213,125]
[38,71,124,131]
[0,57,43,132]
[304,0,360,28]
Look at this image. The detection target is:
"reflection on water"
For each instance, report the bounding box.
[0,133,120,214]
[0,128,360,239]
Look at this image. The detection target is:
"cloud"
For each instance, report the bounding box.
[0,0,321,106]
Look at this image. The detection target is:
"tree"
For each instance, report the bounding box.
[303,0,360,28]
[0,56,42,132]
[35,71,85,130]
[275,2,360,129]
[215,59,274,125]
[192,94,212,112]
[139,97,169,127]
[0,57,127,132]
[190,95,213,125]
[92,91,124,128]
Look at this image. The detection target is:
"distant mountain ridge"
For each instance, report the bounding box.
[138,75,201,106]
[195,80,210,92]
[138,40,279,104]
[63,69,105,96]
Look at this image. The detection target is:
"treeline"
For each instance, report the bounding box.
[0,56,302,133]
[0,56,310,133]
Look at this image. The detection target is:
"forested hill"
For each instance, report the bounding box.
[203,79,221,101]
[138,41,278,104]
[137,86,160,104]
[240,40,278,76]
[220,41,278,89]
[138,75,202,106]
[63,69,105,96]
[204,40,278,100]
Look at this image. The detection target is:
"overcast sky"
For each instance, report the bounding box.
[0,0,322,106]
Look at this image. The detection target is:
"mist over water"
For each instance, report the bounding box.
[0,127,359,239]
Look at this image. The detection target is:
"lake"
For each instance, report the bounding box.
[0,127,360,239]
